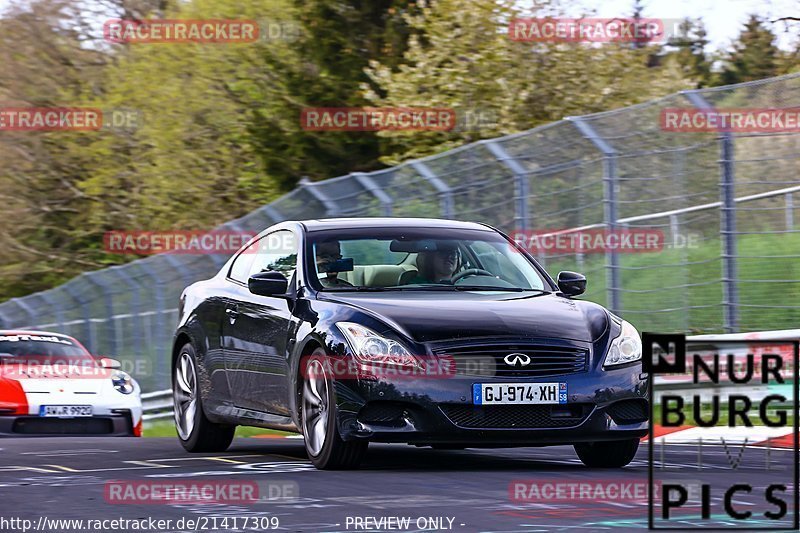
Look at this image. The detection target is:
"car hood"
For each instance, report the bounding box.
[320,291,611,344]
[0,364,114,394]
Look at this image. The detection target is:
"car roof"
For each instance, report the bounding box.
[0,330,77,340]
[299,217,494,233]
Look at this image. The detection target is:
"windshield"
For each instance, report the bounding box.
[308,228,550,292]
[0,333,96,366]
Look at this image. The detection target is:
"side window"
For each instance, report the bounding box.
[248,230,298,281]
[228,248,257,283]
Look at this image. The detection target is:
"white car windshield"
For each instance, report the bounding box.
[0,334,96,365]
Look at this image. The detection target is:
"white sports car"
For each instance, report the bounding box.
[0,330,142,436]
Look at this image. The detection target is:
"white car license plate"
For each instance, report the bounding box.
[473,383,567,405]
[39,405,93,417]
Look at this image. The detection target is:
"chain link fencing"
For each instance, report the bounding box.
[1,73,798,392]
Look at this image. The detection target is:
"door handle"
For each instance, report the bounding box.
[225,306,239,323]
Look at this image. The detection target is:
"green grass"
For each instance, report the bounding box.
[544,232,800,333]
[143,419,294,438]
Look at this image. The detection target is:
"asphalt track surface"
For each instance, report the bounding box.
[0,437,796,532]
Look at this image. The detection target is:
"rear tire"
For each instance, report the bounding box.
[173,343,235,453]
[574,438,639,468]
[301,348,368,469]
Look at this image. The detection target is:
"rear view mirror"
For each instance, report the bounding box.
[318,257,354,273]
[248,271,288,297]
[557,271,586,297]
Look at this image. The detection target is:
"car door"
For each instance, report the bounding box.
[222,230,297,415]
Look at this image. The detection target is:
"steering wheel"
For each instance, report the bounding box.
[451,268,495,283]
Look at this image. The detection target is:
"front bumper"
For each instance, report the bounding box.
[0,411,138,437]
[334,364,649,446]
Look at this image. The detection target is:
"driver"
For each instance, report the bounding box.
[315,240,353,288]
[406,242,460,284]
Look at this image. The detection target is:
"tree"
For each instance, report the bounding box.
[363,0,694,164]
[248,0,420,187]
[717,15,782,85]
[662,18,712,88]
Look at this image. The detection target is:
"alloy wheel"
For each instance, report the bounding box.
[302,359,330,457]
[174,352,197,440]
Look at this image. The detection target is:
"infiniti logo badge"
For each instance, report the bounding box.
[503,352,531,367]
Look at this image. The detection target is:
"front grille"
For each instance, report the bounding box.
[607,399,649,424]
[440,404,591,429]
[432,343,588,378]
[12,417,113,435]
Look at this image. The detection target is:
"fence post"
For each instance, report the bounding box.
[300,177,340,217]
[410,160,454,219]
[684,90,739,333]
[83,272,118,356]
[787,193,794,231]
[483,140,531,231]
[7,298,36,329]
[351,172,394,216]
[139,260,169,384]
[62,280,96,351]
[260,203,286,224]
[568,117,620,315]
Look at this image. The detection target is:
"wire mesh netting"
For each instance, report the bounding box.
[1,73,799,392]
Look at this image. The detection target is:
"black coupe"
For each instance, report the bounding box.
[172,218,648,469]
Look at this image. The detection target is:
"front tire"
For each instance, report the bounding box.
[301,349,368,469]
[173,343,235,452]
[574,438,639,468]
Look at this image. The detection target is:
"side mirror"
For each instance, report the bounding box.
[557,271,586,297]
[248,271,289,297]
[99,357,122,369]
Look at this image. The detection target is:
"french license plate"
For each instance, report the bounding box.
[473,382,567,405]
[39,405,93,417]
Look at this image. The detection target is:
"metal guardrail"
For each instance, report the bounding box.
[141,389,173,421]
[140,329,800,423]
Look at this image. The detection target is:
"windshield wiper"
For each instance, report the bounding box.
[323,286,389,292]
[451,285,524,292]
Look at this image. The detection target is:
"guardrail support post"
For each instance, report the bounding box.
[568,117,620,315]
[685,90,739,333]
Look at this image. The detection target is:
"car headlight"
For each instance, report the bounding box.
[603,320,642,368]
[111,371,134,394]
[336,322,420,368]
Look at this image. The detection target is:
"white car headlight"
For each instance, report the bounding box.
[112,371,134,394]
[603,320,642,368]
[336,322,420,368]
